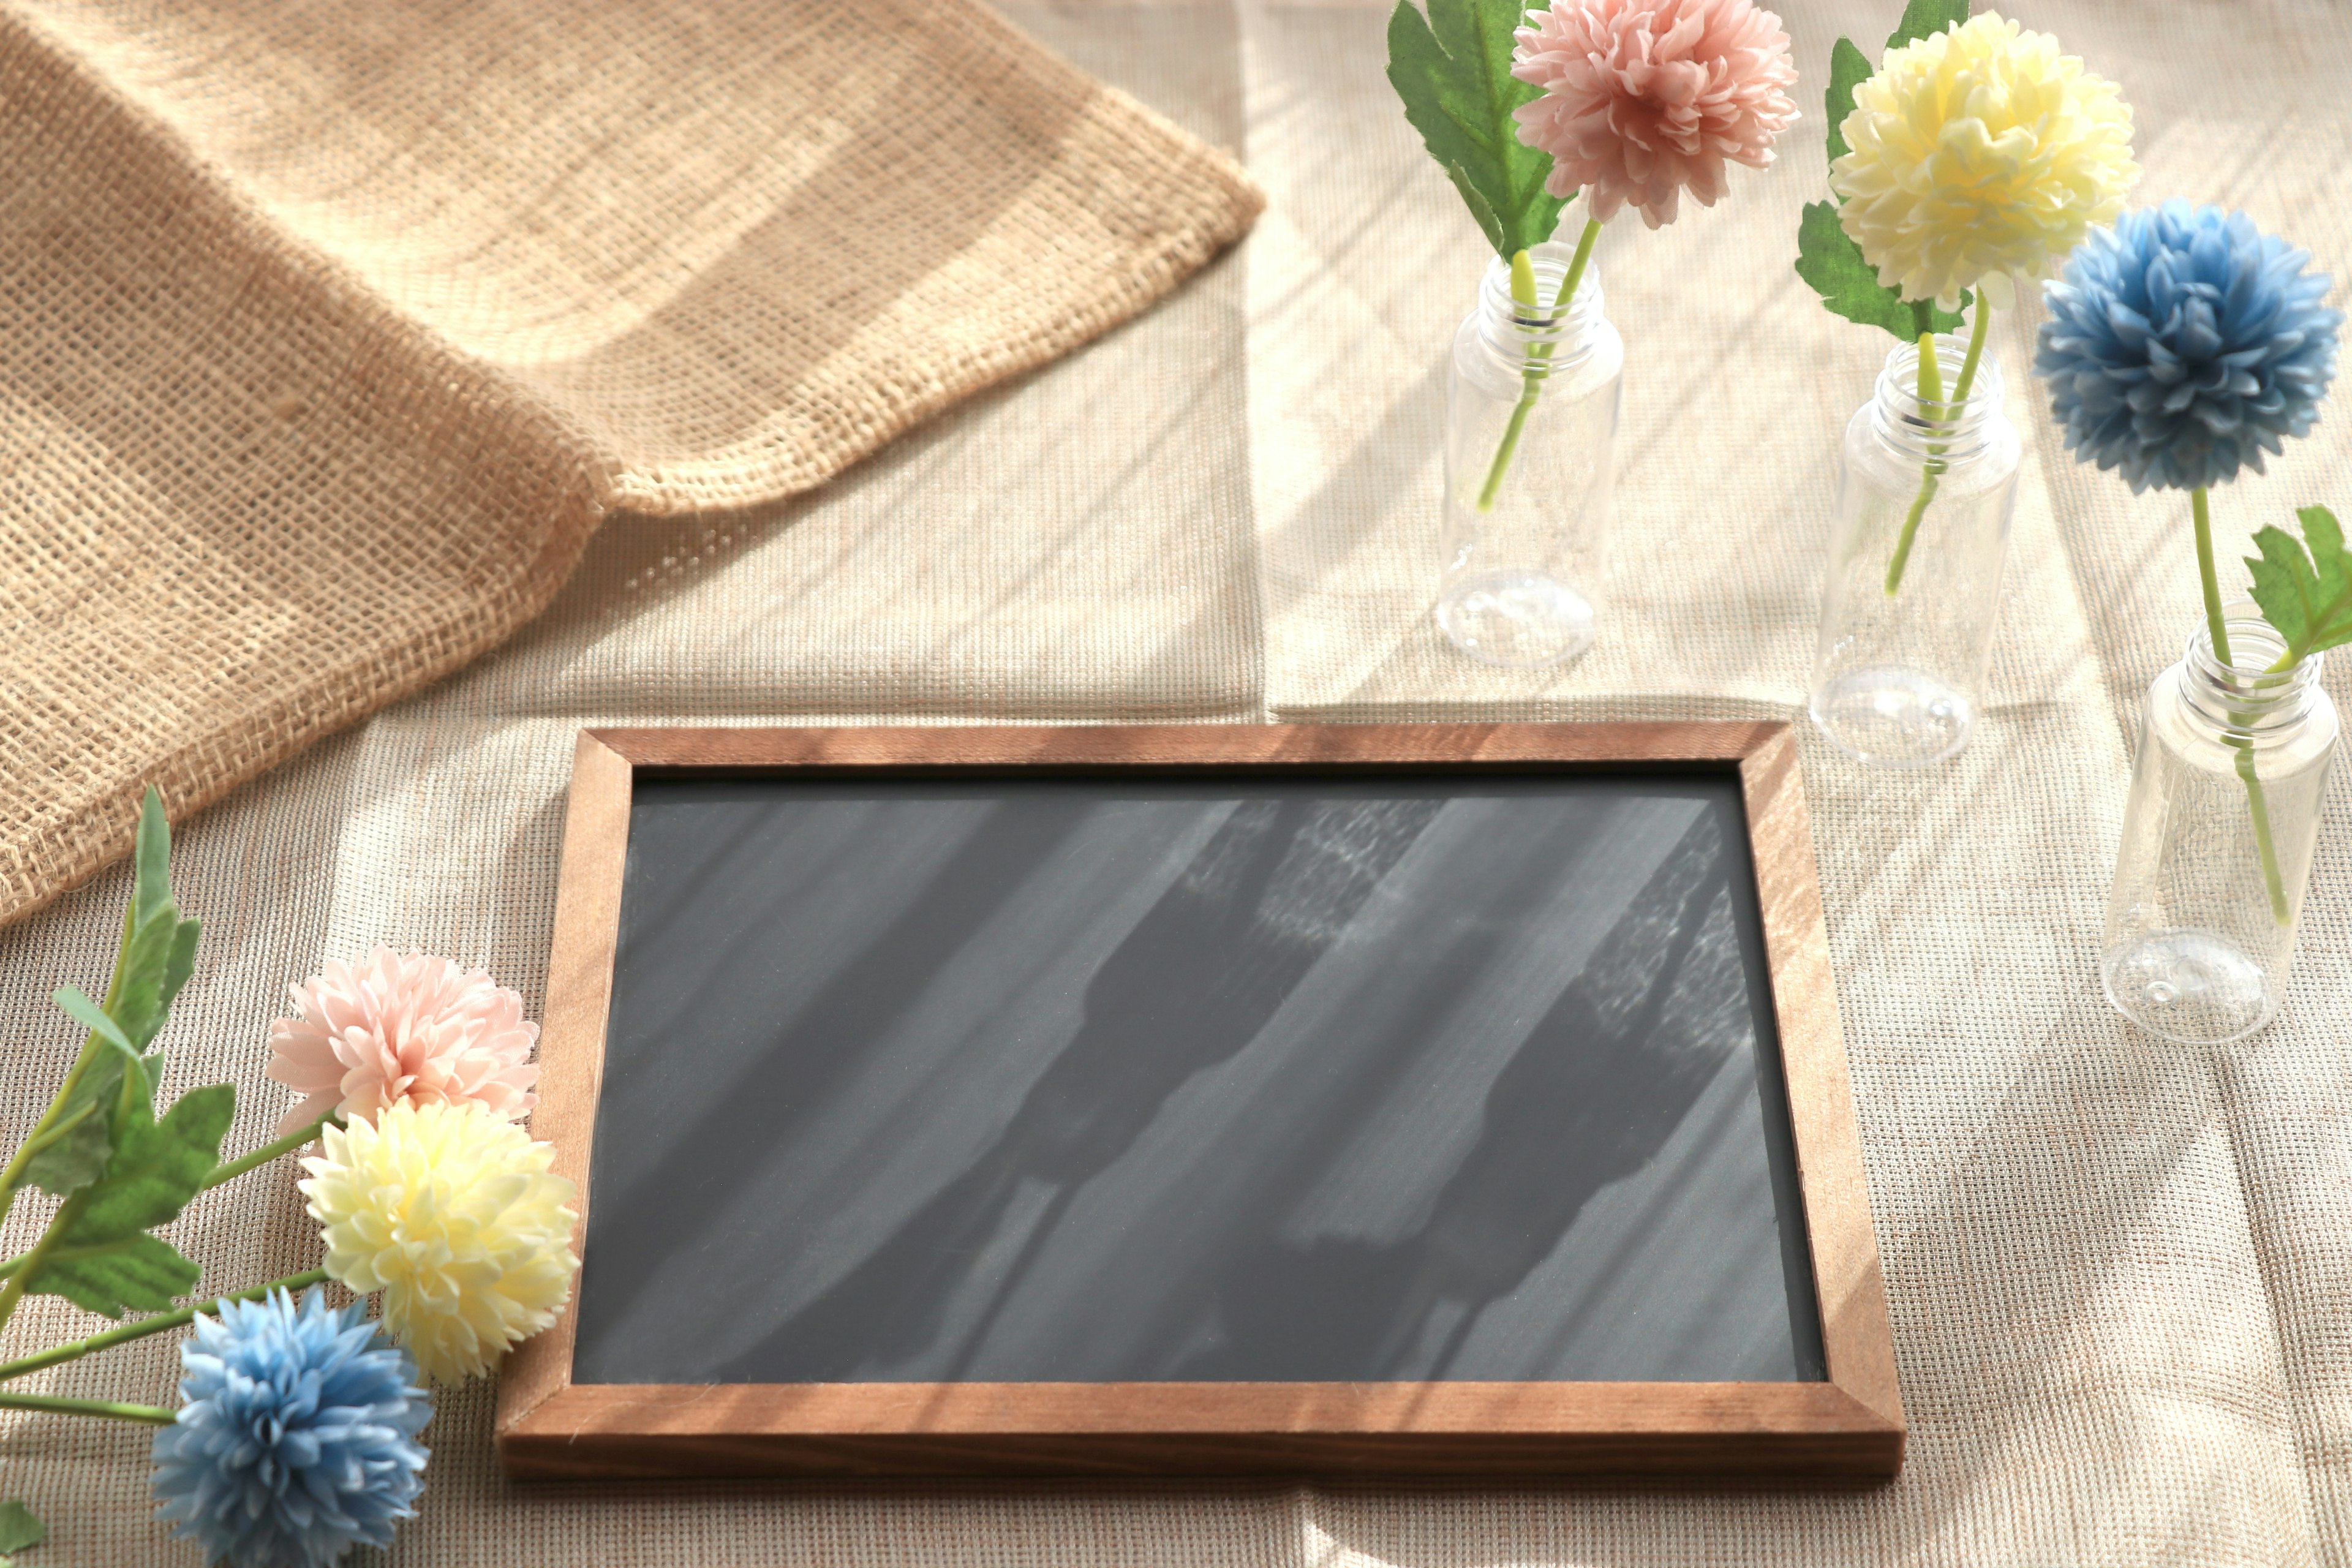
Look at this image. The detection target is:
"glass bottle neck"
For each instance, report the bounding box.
[2177,601,2326,745]
[1867,334,2005,464]
[1473,239,1605,379]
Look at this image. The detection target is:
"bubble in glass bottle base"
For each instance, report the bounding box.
[1436,571,1594,668]
[1808,664,1975,768]
[2103,929,2276,1044]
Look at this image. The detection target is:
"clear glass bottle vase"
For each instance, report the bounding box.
[1437,239,1624,666]
[1809,334,2021,766]
[2103,603,2338,1043]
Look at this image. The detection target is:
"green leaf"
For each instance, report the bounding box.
[1795,202,1968,339]
[18,1053,126,1200]
[1887,0,1971,51]
[1388,0,1569,260]
[20,1084,233,1318]
[105,791,200,1054]
[2247,505,2352,662]
[1823,36,1874,164]
[117,906,200,1052]
[131,786,172,932]
[96,913,199,1057]
[71,1085,233,1243]
[23,790,200,1199]
[0,1500,43,1556]
[1444,164,1507,255]
[32,1234,201,1318]
[47,989,137,1070]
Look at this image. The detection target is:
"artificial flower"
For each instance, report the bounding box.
[266,947,539,1136]
[1830,12,2136,311]
[150,1287,429,1568]
[1512,0,1800,230]
[2035,200,2341,492]
[300,1100,578,1384]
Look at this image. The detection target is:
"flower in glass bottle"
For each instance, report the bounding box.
[2037,202,2340,494]
[2034,202,2339,964]
[1796,2,2136,597]
[1830,12,2136,313]
[1389,0,1796,663]
[1511,0,1800,233]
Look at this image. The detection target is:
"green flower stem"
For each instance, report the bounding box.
[1475,217,1603,514]
[2235,746,2291,925]
[2194,486,2292,926]
[197,1114,338,1194]
[0,1267,331,1386]
[1885,300,1993,597]
[2192,487,2232,664]
[0,1390,177,1425]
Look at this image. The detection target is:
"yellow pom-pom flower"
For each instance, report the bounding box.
[300,1099,578,1384]
[1830,12,2136,311]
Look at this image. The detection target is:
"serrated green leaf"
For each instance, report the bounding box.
[18,788,198,1203]
[2247,506,2352,663]
[34,1233,201,1318]
[1388,0,1569,260]
[1796,202,1968,339]
[20,1084,233,1319]
[0,1501,43,1556]
[104,791,198,1054]
[1823,37,1874,164]
[70,1085,233,1244]
[19,1050,127,1199]
[1445,162,1506,254]
[21,990,164,1201]
[1887,0,1970,51]
[104,911,200,1056]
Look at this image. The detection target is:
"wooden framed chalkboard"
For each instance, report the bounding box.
[496,723,1901,1483]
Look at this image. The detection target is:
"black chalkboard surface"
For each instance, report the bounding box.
[575,775,1822,1389]
[497,725,1902,1482]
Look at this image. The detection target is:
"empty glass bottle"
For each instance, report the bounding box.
[1809,334,2020,766]
[1438,239,1623,667]
[2103,603,2337,1043]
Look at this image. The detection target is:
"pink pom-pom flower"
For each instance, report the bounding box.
[1511,0,1800,230]
[265,948,540,1136]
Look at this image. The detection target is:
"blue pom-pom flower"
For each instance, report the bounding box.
[151,1287,431,1568]
[2035,200,2340,492]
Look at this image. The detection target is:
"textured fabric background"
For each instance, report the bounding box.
[0,0,1261,927]
[2,0,2349,1564]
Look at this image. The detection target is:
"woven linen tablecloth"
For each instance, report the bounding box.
[4,0,2350,1563]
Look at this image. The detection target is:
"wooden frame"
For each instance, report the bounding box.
[497,723,1901,1483]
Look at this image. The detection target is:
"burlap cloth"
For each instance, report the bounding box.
[1,0,2347,1563]
[0,0,1261,924]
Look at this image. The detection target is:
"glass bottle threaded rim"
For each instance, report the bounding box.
[2180,600,2326,740]
[1474,239,1607,377]
[1869,334,2005,463]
